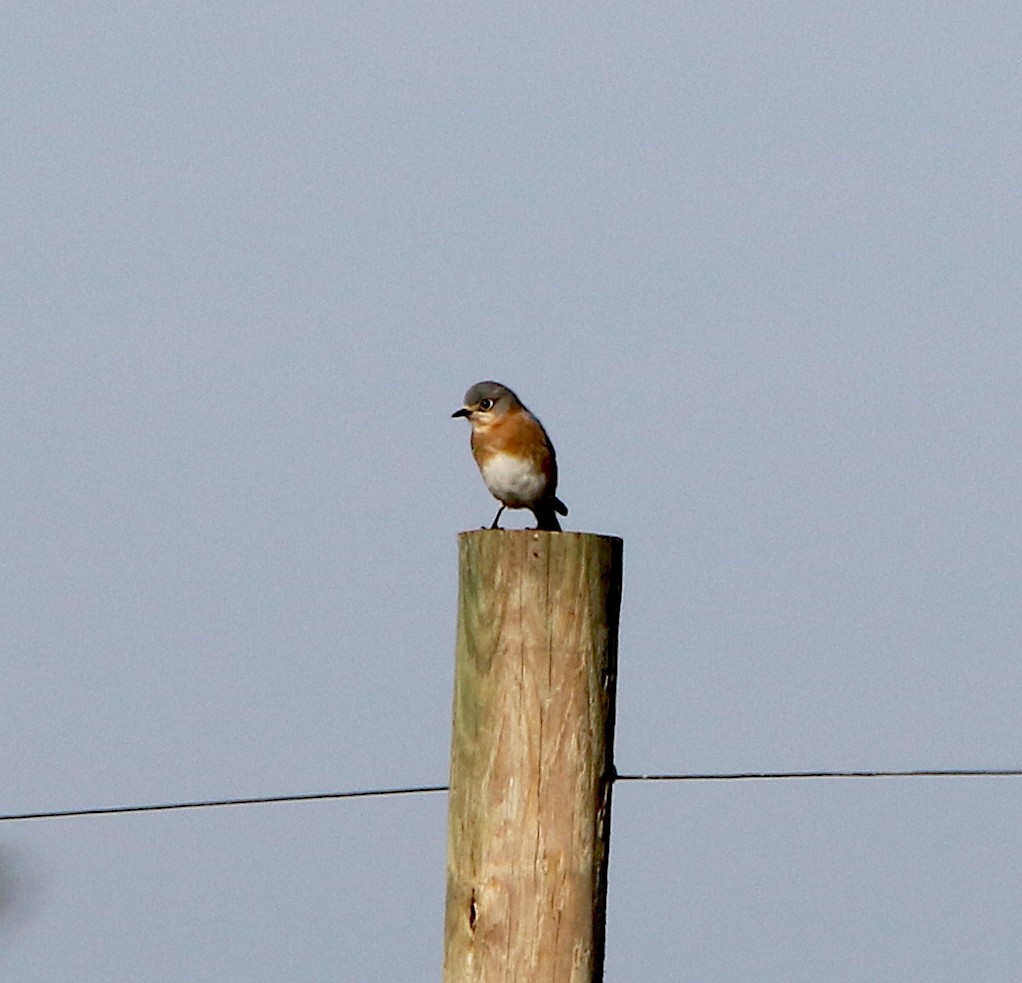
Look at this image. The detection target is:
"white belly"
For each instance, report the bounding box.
[480,452,547,507]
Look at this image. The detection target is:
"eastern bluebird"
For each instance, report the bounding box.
[452,381,568,532]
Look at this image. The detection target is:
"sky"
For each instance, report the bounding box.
[3,2,1021,980]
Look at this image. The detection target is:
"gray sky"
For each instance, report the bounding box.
[3,3,1021,980]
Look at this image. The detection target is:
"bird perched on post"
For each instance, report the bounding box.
[452,381,568,531]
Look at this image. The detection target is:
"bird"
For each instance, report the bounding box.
[452,381,568,531]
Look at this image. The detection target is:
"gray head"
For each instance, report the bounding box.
[451,381,523,421]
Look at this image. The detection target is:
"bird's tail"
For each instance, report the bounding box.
[534,499,566,532]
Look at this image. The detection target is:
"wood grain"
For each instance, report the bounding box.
[443,530,623,983]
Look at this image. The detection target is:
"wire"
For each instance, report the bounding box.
[0,785,447,824]
[616,768,1022,782]
[3,769,1021,824]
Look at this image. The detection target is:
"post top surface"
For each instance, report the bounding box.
[457,528,623,546]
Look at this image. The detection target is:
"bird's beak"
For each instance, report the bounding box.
[451,407,471,419]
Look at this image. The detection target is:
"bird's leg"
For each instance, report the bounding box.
[489,505,505,529]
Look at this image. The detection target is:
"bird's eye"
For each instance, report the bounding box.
[479,398,493,411]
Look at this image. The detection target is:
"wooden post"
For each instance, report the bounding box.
[443,529,623,983]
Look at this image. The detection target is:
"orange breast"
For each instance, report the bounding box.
[471,410,557,485]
